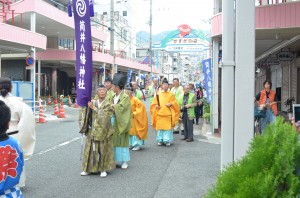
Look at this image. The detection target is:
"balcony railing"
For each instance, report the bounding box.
[0,0,23,27]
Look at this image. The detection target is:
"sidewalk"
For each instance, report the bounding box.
[194,118,221,145]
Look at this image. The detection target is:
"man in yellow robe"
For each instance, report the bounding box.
[150,78,180,146]
[125,85,148,151]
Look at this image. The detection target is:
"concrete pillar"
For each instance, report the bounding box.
[30,12,36,103]
[52,69,57,97]
[221,0,235,168]
[234,0,255,160]
[138,70,141,85]
[102,63,106,84]
[212,38,219,133]
[0,51,1,77]
[214,0,220,14]
[115,64,118,74]
[38,60,41,98]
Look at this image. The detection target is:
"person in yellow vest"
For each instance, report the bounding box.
[150,78,180,146]
[170,78,184,134]
[131,81,143,100]
[149,78,159,103]
[125,85,148,151]
[179,85,197,142]
[94,76,115,102]
[104,75,115,103]
[255,80,278,132]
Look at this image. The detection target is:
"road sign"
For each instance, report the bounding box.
[26,56,34,66]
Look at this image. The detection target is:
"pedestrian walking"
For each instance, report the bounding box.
[0,77,35,188]
[151,78,180,146]
[0,100,24,198]
[111,73,132,169]
[80,85,115,178]
[180,85,197,142]
[125,85,148,151]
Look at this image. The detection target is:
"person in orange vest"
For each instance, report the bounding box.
[255,80,278,132]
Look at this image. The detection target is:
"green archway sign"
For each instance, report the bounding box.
[153,24,210,52]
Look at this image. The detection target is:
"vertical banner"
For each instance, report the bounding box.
[202,58,212,103]
[73,0,93,107]
[127,69,133,85]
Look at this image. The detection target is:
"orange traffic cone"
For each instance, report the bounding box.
[53,103,59,115]
[73,99,79,108]
[37,106,46,123]
[47,95,52,105]
[58,103,66,118]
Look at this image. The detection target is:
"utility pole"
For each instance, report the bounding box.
[149,0,152,73]
[110,0,115,75]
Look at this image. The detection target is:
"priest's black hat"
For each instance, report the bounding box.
[112,73,127,87]
[124,83,134,91]
[162,78,169,84]
[104,75,112,83]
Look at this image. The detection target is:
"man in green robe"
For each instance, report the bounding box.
[80,85,115,177]
[112,73,132,169]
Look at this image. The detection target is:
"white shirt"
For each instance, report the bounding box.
[0,93,36,158]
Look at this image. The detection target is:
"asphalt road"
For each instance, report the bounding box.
[22,101,220,198]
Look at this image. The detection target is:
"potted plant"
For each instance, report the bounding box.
[201,98,210,123]
[284,96,295,119]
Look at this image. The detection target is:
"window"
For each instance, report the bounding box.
[123,11,127,16]
[58,39,74,50]
[103,12,107,15]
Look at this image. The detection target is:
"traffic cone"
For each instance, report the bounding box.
[37,106,46,123]
[53,103,59,115]
[73,99,79,108]
[47,95,52,105]
[58,103,66,118]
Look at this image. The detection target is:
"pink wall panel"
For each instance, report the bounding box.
[11,0,107,42]
[285,4,291,27]
[296,3,300,27]
[0,23,46,50]
[212,2,300,37]
[36,49,160,73]
[269,6,276,28]
[291,5,296,27]
[275,6,281,28]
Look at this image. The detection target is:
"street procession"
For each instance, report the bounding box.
[2,0,300,197]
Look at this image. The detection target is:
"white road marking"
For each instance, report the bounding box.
[26,137,81,161]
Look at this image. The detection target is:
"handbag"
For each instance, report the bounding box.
[254,106,266,118]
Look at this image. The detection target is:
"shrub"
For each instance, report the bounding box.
[204,117,300,198]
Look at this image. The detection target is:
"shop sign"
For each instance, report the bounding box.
[277,51,295,61]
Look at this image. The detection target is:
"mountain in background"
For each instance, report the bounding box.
[136,30,210,48]
[136,31,171,48]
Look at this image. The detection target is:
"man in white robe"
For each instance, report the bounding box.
[0,77,36,188]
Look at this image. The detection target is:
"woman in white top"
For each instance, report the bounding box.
[0,77,36,188]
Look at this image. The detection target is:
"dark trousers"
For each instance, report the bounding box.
[183,112,194,139]
[194,105,203,124]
